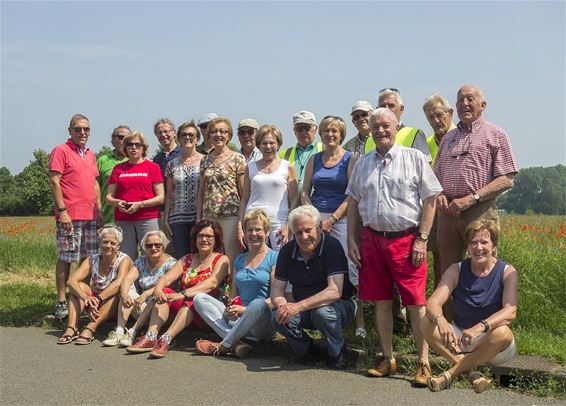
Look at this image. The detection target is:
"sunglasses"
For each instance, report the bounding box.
[238,129,255,136]
[126,142,143,148]
[352,111,369,121]
[180,132,198,139]
[294,124,312,133]
[73,127,91,133]
[145,242,163,249]
[113,134,126,140]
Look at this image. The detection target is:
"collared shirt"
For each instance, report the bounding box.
[241,147,263,163]
[97,149,127,224]
[293,141,323,191]
[434,117,517,201]
[49,139,99,221]
[275,233,355,302]
[346,143,442,232]
[428,123,456,167]
[343,133,370,157]
[153,145,181,178]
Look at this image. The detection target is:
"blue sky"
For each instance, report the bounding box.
[1,1,564,174]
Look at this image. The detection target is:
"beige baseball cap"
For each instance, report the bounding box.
[292,111,316,126]
[237,118,259,130]
[351,100,374,115]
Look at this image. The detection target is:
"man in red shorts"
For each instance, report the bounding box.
[347,108,442,386]
[49,114,103,318]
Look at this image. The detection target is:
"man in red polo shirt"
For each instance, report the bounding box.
[49,113,103,318]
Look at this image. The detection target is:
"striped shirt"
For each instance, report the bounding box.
[434,117,517,201]
[346,144,442,232]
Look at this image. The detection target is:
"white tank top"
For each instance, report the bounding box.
[246,160,290,223]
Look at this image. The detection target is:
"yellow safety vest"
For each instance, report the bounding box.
[427,134,440,166]
[279,142,324,162]
[364,126,419,154]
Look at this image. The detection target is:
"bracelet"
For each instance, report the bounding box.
[331,214,339,222]
[181,290,188,299]
[58,207,67,213]
[480,319,490,332]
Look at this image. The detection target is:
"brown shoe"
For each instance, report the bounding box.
[195,339,222,356]
[413,362,432,387]
[367,358,397,377]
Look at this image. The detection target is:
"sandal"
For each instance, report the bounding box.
[427,371,452,392]
[57,326,79,345]
[468,370,492,394]
[75,326,96,345]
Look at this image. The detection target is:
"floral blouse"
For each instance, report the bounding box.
[200,152,246,218]
[134,255,177,291]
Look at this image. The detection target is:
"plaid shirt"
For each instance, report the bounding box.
[434,117,517,201]
[346,144,442,232]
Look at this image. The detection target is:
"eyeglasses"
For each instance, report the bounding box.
[197,233,215,240]
[352,111,369,121]
[145,242,163,249]
[126,142,143,149]
[379,88,400,94]
[209,129,229,135]
[238,129,255,136]
[294,124,312,133]
[180,132,198,139]
[73,127,91,133]
[113,134,126,140]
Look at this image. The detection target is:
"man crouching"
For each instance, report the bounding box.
[271,205,356,369]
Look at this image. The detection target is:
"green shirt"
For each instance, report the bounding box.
[97,150,127,224]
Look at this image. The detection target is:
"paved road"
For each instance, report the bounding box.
[0,327,560,405]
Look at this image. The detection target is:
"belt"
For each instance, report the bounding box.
[368,226,418,239]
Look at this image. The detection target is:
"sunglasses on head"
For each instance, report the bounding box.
[379,88,400,94]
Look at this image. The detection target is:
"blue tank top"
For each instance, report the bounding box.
[311,151,352,213]
[453,258,505,329]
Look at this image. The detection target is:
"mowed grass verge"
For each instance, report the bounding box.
[1,215,565,365]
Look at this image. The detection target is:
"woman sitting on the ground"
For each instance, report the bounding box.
[422,219,518,393]
[57,225,132,345]
[194,209,277,358]
[126,219,229,358]
[102,230,176,347]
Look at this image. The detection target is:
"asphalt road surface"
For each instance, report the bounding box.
[0,327,560,405]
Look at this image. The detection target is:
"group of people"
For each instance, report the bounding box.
[48,84,519,393]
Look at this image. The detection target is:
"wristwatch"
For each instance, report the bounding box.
[58,207,67,213]
[417,232,429,241]
[472,192,481,204]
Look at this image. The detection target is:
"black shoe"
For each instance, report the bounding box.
[294,341,322,365]
[326,344,348,370]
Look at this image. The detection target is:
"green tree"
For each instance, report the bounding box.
[498,165,566,214]
[96,145,112,159]
[0,166,25,215]
[15,149,53,215]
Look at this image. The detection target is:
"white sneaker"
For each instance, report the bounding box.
[102,331,124,347]
[355,327,367,339]
[118,331,135,347]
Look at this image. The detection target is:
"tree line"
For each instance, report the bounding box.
[1,149,564,216]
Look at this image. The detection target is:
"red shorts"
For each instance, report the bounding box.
[162,287,210,331]
[359,227,427,305]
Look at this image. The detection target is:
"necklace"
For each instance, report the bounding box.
[197,251,215,267]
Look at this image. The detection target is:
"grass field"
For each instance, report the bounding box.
[1,215,565,365]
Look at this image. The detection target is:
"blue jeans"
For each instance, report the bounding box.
[272,299,355,357]
[169,222,194,259]
[193,293,275,348]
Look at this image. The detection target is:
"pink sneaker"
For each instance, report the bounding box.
[126,335,157,353]
[149,337,170,358]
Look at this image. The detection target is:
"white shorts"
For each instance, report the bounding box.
[452,322,516,365]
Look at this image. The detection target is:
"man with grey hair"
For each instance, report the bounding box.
[153,118,180,177]
[97,125,130,224]
[365,88,431,161]
[434,85,517,280]
[347,108,442,385]
[422,94,456,287]
[271,205,356,369]
[344,100,373,157]
[422,94,456,167]
[237,118,262,162]
[279,111,324,191]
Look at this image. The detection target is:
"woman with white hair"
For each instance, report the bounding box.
[102,230,176,347]
[57,225,132,345]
